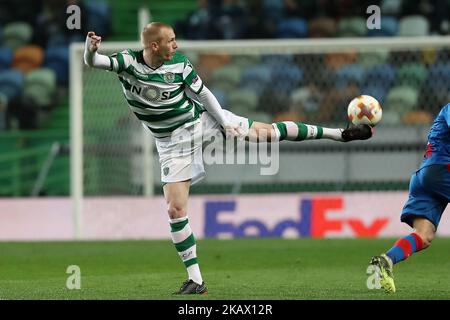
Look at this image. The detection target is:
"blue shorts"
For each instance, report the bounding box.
[401,164,450,229]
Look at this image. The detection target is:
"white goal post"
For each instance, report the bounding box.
[70,36,450,239]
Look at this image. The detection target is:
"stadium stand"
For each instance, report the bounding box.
[2,22,33,50]
[211,65,242,93]
[0,70,23,102]
[23,68,57,109]
[44,46,69,86]
[0,47,13,71]
[337,16,368,37]
[84,0,112,37]
[240,64,272,95]
[276,18,308,38]
[398,15,430,36]
[12,45,44,73]
[380,0,402,15]
[367,16,399,36]
[308,17,337,38]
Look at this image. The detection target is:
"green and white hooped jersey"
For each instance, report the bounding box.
[109,50,204,138]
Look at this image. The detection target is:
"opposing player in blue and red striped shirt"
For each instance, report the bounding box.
[369,103,450,293]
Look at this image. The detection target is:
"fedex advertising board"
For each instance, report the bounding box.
[0,192,449,240]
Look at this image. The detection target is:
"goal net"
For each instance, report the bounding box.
[71,36,450,230]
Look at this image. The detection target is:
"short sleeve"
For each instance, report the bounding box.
[183,59,203,94]
[109,50,132,74]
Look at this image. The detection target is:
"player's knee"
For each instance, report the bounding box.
[421,233,434,248]
[167,201,187,219]
[413,218,436,249]
[265,124,277,141]
[251,123,276,142]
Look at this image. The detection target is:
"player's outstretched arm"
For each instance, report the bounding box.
[83,31,111,70]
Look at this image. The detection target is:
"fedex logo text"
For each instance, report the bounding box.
[204,198,389,238]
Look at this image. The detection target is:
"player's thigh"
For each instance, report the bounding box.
[203,109,253,138]
[156,121,205,186]
[247,122,274,141]
[163,180,191,217]
[163,180,190,204]
[202,109,273,141]
[401,170,447,229]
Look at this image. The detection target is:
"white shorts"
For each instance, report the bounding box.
[155,110,251,185]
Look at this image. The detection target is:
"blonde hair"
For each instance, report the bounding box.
[141,22,173,48]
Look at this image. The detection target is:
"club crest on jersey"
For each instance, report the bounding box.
[164,72,175,83]
[143,86,161,102]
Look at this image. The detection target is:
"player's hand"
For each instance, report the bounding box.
[87,31,102,52]
[224,125,246,140]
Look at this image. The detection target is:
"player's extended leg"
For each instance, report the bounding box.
[163,180,208,295]
[246,121,372,142]
[369,218,434,293]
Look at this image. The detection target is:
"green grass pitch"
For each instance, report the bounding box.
[1,238,450,300]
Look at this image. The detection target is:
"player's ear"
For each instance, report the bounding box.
[150,41,158,52]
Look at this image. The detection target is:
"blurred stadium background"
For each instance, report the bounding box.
[1,0,450,197]
[1,0,450,299]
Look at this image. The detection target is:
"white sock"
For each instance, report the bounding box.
[322,128,344,141]
[187,264,203,285]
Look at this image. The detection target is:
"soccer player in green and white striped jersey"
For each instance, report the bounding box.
[84,22,372,295]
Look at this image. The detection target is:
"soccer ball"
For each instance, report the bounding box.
[347,95,382,127]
